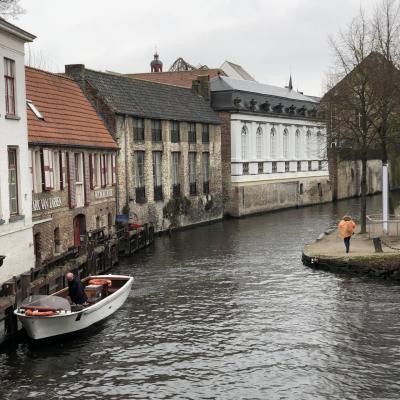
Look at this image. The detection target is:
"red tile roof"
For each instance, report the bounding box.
[125,69,224,88]
[26,67,118,150]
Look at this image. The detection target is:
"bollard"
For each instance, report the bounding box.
[373,237,383,253]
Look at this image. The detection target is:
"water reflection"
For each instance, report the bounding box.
[1,195,400,399]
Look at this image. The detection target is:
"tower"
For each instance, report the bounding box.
[151,52,163,73]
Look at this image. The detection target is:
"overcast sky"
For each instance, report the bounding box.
[16,0,378,96]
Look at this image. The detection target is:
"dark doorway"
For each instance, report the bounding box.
[73,214,86,247]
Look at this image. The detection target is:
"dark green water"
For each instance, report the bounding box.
[1,195,400,400]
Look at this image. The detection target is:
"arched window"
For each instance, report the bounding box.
[283,128,289,158]
[295,129,301,158]
[270,127,277,158]
[306,129,312,158]
[241,125,248,160]
[316,130,325,158]
[256,126,263,159]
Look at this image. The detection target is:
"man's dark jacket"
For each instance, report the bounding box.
[68,278,87,304]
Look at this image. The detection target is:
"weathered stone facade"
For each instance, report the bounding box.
[65,65,223,232]
[115,116,222,231]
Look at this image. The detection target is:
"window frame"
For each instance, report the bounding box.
[8,147,19,215]
[4,58,16,116]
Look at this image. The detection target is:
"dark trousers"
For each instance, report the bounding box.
[344,236,351,253]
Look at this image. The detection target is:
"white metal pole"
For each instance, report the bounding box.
[383,163,389,234]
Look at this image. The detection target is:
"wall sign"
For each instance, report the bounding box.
[95,188,113,199]
[33,197,62,211]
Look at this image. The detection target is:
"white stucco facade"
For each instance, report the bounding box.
[0,20,35,284]
[230,113,328,182]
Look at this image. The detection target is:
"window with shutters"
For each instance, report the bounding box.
[189,152,197,195]
[152,151,163,201]
[31,150,43,193]
[135,151,146,203]
[171,152,181,197]
[53,151,60,191]
[4,58,16,116]
[91,154,101,188]
[188,122,196,143]
[133,118,144,142]
[106,154,112,186]
[256,126,263,159]
[8,147,19,215]
[283,128,289,158]
[171,121,180,143]
[74,153,85,207]
[202,152,210,194]
[152,120,162,142]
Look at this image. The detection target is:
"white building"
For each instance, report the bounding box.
[210,76,331,217]
[0,18,35,284]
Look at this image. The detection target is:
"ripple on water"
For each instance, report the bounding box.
[2,195,400,399]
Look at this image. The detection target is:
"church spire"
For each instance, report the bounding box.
[288,74,293,90]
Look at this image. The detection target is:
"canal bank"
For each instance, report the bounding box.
[302,226,400,280]
[3,194,400,400]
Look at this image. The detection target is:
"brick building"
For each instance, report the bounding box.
[65,65,222,232]
[26,67,118,267]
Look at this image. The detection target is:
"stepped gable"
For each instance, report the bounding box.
[84,69,220,124]
[25,66,118,149]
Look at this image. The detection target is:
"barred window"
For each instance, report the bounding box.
[171,121,180,143]
[189,152,197,195]
[133,118,144,142]
[152,120,162,142]
[202,124,209,143]
[188,123,196,143]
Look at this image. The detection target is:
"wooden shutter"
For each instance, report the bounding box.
[84,153,91,205]
[112,153,116,186]
[67,152,76,208]
[100,154,105,188]
[89,154,94,189]
[42,149,52,190]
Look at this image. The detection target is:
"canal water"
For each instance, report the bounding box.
[2,195,400,400]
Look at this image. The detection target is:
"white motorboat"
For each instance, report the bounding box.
[14,274,133,340]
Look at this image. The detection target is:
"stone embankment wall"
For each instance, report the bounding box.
[228,176,332,217]
[302,251,400,280]
[335,159,382,200]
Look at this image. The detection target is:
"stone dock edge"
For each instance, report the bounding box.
[302,234,400,281]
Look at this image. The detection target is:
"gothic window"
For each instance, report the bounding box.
[256,126,263,159]
[283,128,289,158]
[306,129,312,158]
[270,127,277,159]
[295,129,301,158]
[241,125,249,160]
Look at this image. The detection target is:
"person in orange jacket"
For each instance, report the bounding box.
[338,216,356,253]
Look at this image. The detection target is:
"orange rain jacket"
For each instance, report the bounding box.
[338,220,356,238]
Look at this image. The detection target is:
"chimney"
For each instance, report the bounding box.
[65,64,86,89]
[192,75,210,102]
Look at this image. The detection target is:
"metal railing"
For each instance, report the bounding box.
[367,214,400,238]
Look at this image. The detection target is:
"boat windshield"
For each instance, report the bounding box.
[20,295,71,311]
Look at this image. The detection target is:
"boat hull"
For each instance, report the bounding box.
[15,275,133,340]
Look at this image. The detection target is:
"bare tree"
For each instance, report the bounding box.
[324,9,379,233]
[0,0,24,18]
[324,0,400,233]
